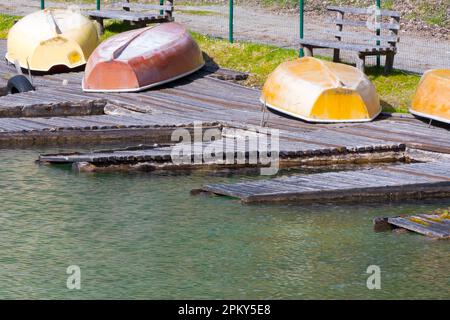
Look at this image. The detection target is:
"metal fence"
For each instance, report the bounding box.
[172,0,450,74]
[1,0,449,73]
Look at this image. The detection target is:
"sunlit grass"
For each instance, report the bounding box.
[191,32,300,87]
[366,67,419,113]
[99,19,133,41]
[0,14,19,39]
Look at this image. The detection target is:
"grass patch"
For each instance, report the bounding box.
[381,0,394,10]
[0,14,19,39]
[416,2,448,27]
[100,19,133,42]
[191,32,300,87]
[366,67,419,113]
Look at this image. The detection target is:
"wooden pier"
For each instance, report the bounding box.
[0,39,449,204]
[198,161,450,203]
[0,38,449,152]
[38,136,407,172]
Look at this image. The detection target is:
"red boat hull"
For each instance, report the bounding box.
[83,23,205,92]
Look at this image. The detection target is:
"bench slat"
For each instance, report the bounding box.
[86,10,168,21]
[327,18,400,30]
[325,30,399,43]
[113,2,174,11]
[299,39,396,53]
[327,5,401,18]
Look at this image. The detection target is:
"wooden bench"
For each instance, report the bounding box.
[86,0,174,33]
[299,6,401,73]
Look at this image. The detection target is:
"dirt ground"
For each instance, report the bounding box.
[1,1,449,73]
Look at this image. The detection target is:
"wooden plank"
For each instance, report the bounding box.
[86,10,166,21]
[199,162,450,203]
[388,216,450,239]
[327,6,401,18]
[327,18,400,30]
[324,30,399,43]
[381,165,450,182]
[113,2,173,11]
[327,124,450,154]
[299,39,395,52]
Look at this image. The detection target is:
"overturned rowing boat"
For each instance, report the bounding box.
[6,8,99,72]
[83,22,205,92]
[410,69,450,124]
[260,57,381,123]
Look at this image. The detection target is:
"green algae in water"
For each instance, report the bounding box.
[0,147,448,299]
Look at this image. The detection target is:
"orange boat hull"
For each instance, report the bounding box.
[261,57,381,123]
[410,69,450,124]
[83,23,205,92]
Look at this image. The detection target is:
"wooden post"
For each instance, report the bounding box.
[303,46,313,57]
[384,15,400,74]
[123,0,130,27]
[94,17,104,34]
[123,0,130,11]
[166,0,174,21]
[384,52,394,73]
[333,11,343,62]
[356,53,366,72]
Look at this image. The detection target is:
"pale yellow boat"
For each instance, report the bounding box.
[410,69,450,124]
[6,8,99,72]
[261,57,381,123]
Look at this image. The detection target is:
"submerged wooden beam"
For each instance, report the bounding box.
[37,132,407,172]
[388,215,450,239]
[374,209,450,239]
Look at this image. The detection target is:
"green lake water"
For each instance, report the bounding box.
[0,147,448,299]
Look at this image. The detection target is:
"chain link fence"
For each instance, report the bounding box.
[174,0,450,74]
[0,0,449,73]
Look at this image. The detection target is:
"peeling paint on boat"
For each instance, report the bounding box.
[83,22,205,92]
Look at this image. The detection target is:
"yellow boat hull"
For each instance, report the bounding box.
[6,8,99,72]
[410,69,450,124]
[261,57,381,123]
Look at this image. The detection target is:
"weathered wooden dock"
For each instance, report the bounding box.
[374,209,450,239]
[388,215,450,239]
[197,161,450,203]
[0,38,449,152]
[0,39,449,204]
[38,136,407,172]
